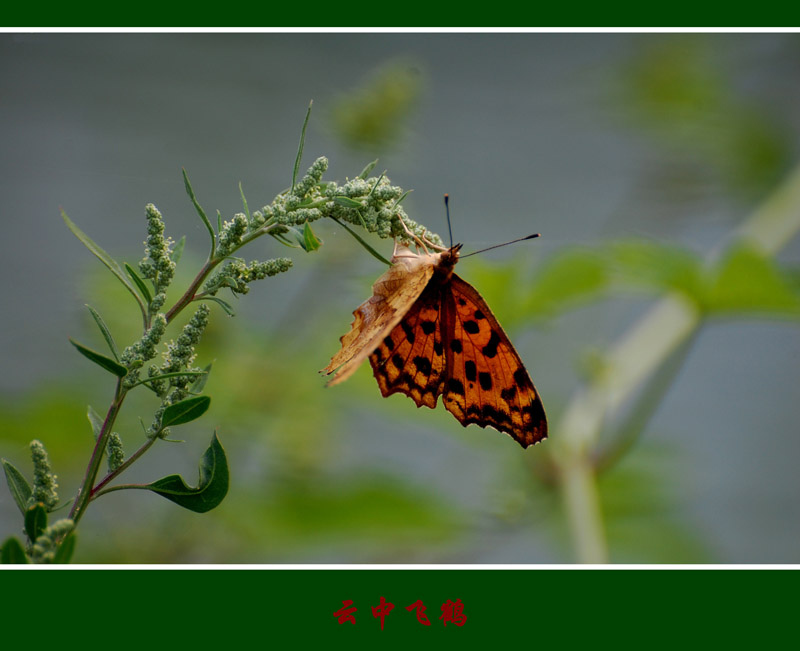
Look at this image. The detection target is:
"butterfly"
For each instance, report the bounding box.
[322,233,547,449]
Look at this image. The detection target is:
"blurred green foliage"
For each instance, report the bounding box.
[328,58,425,152]
[624,35,790,202]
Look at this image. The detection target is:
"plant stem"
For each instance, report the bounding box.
[164,223,281,324]
[165,259,215,324]
[91,435,158,499]
[68,381,126,525]
[560,455,608,563]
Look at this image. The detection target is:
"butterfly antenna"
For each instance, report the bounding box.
[444,194,454,248]
[460,233,541,258]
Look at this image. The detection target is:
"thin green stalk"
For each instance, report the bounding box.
[91,483,152,498]
[164,223,281,324]
[68,380,126,525]
[91,435,159,499]
[165,259,216,324]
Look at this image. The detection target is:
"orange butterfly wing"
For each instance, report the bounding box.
[322,246,437,386]
[440,274,547,448]
[368,269,547,448]
[369,280,447,410]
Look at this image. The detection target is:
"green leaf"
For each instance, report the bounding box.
[124,262,153,306]
[292,100,313,192]
[172,235,186,264]
[161,396,211,428]
[69,338,128,378]
[291,222,323,252]
[302,222,322,251]
[52,532,76,564]
[239,182,251,221]
[2,459,32,516]
[197,296,236,316]
[330,217,391,266]
[609,240,704,299]
[191,363,213,394]
[391,189,413,209]
[287,226,307,250]
[271,230,302,250]
[25,503,47,543]
[183,168,216,258]
[87,405,105,439]
[332,195,364,208]
[61,209,146,314]
[366,171,386,198]
[518,248,610,321]
[1,537,29,564]
[704,244,800,316]
[85,304,120,361]
[358,159,379,179]
[143,433,229,513]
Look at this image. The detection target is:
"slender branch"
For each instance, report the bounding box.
[91,435,159,498]
[165,258,215,324]
[68,380,126,525]
[164,223,282,324]
[124,370,207,390]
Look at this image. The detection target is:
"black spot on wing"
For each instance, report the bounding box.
[463,320,479,334]
[465,360,477,382]
[413,356,432,375]
[513,368,530,388]
[400,320,415,344]
[500,386,517,401]
[465,404,511,427]
[482,331,501,359]
[447,378,465,396]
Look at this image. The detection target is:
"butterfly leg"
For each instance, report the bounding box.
[395,215,445,254]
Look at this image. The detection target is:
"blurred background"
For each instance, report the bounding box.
[1,32,799,563]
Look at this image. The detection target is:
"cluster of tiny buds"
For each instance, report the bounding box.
[147,305,210,436]
[159,304,210,379]
[249,209,267,229]
[203,258,293,296]
[30,519,74,563]
[217,213,249,258]
[324,175,442,246]
[292,156,329,199]
[106,432,125,473]
[150,292,167,312]
[29,440,58,510]
[139,204,176,294]
[120,314,168,388]
[250,160,441,251]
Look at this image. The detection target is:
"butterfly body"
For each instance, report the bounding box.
[324,244,547,448]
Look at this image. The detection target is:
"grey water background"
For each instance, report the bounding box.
[1,32,799,562]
